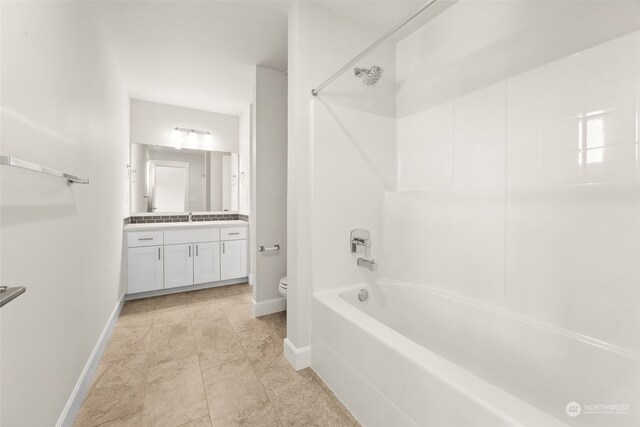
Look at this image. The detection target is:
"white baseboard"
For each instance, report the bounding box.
[252,296,286,317]
[284,338,311,371]
[56,294,125,427]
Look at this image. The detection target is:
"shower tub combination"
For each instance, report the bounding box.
[311,280,640,427]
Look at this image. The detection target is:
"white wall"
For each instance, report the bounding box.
[0,2,129,426]
[238,104,251,216]
[252,66,288,307]
[287,1,396,355]
[389,3,640,354]
[130,99,239,152]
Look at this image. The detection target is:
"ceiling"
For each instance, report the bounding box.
[94,0,424,116]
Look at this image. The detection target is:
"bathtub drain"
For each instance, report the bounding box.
[358,289,369,302]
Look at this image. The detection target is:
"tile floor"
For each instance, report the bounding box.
[74,283,359,427]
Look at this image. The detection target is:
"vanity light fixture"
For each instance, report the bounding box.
[174,127,211,135]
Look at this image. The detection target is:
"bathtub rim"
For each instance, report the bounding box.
[314,282,571,427]
[341,279,640,363]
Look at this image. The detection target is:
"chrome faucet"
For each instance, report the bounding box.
[350,229,377,271]
[188,211,193,223]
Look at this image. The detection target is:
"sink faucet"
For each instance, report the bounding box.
[188,212,193,223]
[350,229,377,271]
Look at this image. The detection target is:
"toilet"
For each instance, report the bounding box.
[278,276,287,297]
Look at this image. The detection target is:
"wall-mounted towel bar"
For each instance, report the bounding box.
[258,244,280,253]
[0,286,26,308]
[0,155,89,185]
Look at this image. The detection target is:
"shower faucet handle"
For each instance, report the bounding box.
[350,229,371,256]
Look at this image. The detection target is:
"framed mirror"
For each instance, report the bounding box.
[130,142,238,214]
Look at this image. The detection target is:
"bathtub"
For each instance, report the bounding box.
[311,280,640,427]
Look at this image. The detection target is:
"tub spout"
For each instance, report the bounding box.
[357,257,378,272]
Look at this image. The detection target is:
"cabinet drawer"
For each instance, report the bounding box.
[127,231,164,248]
[220,227,247,241]
[164,228,219,245]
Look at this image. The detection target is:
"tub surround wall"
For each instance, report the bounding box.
[389,29,640,354]
[0,2,129,426]
[311,102,395,293]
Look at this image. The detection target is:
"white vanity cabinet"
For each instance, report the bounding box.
[125,222,248,296]
[164,243,194,288]
[194,241,221,284]
[126,231,164,294]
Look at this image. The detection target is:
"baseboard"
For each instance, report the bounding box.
[252,296,286,317]
[284,338,311,371]
[125,277,248,300]
[56,294,125,427]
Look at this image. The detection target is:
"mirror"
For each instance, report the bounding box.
[130,142,238,213]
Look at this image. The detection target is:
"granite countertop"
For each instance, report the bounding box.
[124,220,248,231]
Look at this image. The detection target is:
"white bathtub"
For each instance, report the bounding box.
[311,280,640,427]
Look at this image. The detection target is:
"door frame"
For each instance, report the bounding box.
[149,159,190,212]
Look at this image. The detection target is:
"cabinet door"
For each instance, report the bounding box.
[164,243,194,289]
[127,246,163,294]
[220,239,247,280]
[194,242,221,285]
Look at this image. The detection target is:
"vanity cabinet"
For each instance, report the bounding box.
[127,246,164,293]
[164,243,194,288]
[221,239,248,280]
[194,241,221,284]
[125,223,248,296]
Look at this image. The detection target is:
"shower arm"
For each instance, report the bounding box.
[310,0,439,96]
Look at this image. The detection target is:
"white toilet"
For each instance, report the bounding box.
[278,276,287,298]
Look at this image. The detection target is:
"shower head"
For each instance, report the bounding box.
[354,66,384,86]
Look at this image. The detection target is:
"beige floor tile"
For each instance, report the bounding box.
[117,299,156,328]
[236,324,289,376]
[102,324,152,363]
[224,304,286,335]
[153,306,192,328]
[74,354,148,426]
[258,367,356,427]
[201,359,278,427]
[187,300,228,322]
[148,321,197,367]
[233,283,252,294]
[142,356,208,427]
[179,415,212,427]
[223,303,260,332]
[192,317,245,370]
[153,292,190,311]
[97,411,142,427]
[189,285,242,306]
[258,312,286,338]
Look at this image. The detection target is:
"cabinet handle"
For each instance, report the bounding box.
[189,245,191,257]
[229,232,240,235]
[158,247,161,260]
[138,237,153,241]
[223,242,225,254]
[196,245,199,256]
